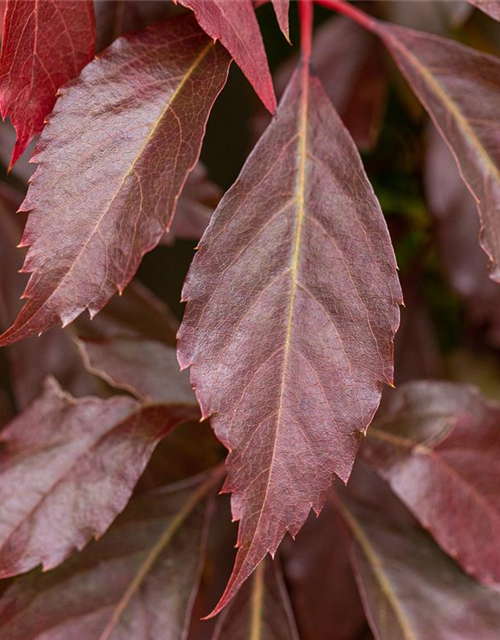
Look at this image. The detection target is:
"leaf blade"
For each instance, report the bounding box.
[179,62,401,613]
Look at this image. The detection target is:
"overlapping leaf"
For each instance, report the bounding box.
[0,0,96,166]
[342,498,500,640]
[271,0,290,41]
[425,126,500,344]
[178,61,401,613]
[374,19,500,280]
[78,335,196,405]
[0,378,199,578]
[362,380,500,585]
[0,14,231,347]
[0,474,218,639]
[213,559,299,640]
[468,0,500,20]
[176,0,276,113]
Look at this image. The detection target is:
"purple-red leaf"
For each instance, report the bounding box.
[176,0,276,113]
[178,62,401,613]
[0,474,218,639]
[374,20,500,281]
[0,14,231,347]
[271,0,290,41]
[78,335,196,406]
[342,498,500,640]
[212,559,299,640]
[0,378,198,578]
[468,0,500,20]
[0,0,96,167]
[425,126,500,344]
[362,380,500,586]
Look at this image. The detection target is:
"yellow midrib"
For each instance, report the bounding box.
[249,562,265,640]
[339,503,418,640]
[99,472,218,640]
[388,32,500,186]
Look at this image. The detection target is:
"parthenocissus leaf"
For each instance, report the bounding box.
[0,0,96,167]
[178,60,401,614]
[0,13,231,347]
[176,0,276,112]
[0,378,199,578]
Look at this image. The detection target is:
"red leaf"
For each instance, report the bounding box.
[176,0,276,113]
[0,473,219,639]
[77,335,197,406]
[212,559,299,640]
[341,497,500,640]
[375,21,500,281]
[0,378,198,578]
[271,0,290,41]
[362,380,500,586]
[0,14,231,347]
[0,0,96,167]
[178,62,401,613]
[425,126,500,345]
[468,0,500,20]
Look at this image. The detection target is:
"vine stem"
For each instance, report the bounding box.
[315,0,378,33]
[299,0,314,66]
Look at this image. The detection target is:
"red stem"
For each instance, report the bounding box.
[315,0,378,33]
[299,0,314,65]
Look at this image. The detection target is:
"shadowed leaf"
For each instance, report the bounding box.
[178,61,401,613]
[0,0,96,166]
[341,498,500,640]
[212,559,299,640]
[0,14,231,347]
[375,20,500,281]
[362,380,500,586]
[0,474,219,639]
[0,378,199,578]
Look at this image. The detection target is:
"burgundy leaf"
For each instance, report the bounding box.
[0,191,94,407]
[0,0,96,167]
[374,20,500,280]
[0,14,231,347]
[425,125,500,345]
[362,380,500,585]
[0,473,219,639]
[212,559,299,640]
[178,61,401,613]
[162,163,221,246]
[259,17,388,152]
[0,377,199,578]
[283,500,369,640]
[468,0,500,20]
[176,0,276,113]
[78,335,196,405]
[341,498,500,640]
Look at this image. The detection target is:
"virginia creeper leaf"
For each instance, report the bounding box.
[468,0,500,20]
[283,501,369,640]
[0,14,231,347]
[0,0,96,167]
[425,126,500,344]
[78,335,196,405]
[175,0,276,113]
[271,0,290,42]
[362,380,500,586]
[261,16,387,152]
[178,62,402,613]
[0,378,199,578]
[342,499,500,640]
[375,20,500,281]
[212,559,299,640]
[0,474,218,639]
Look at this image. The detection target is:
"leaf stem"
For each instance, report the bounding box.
[299,0,314,66]
[315,0,378,33]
